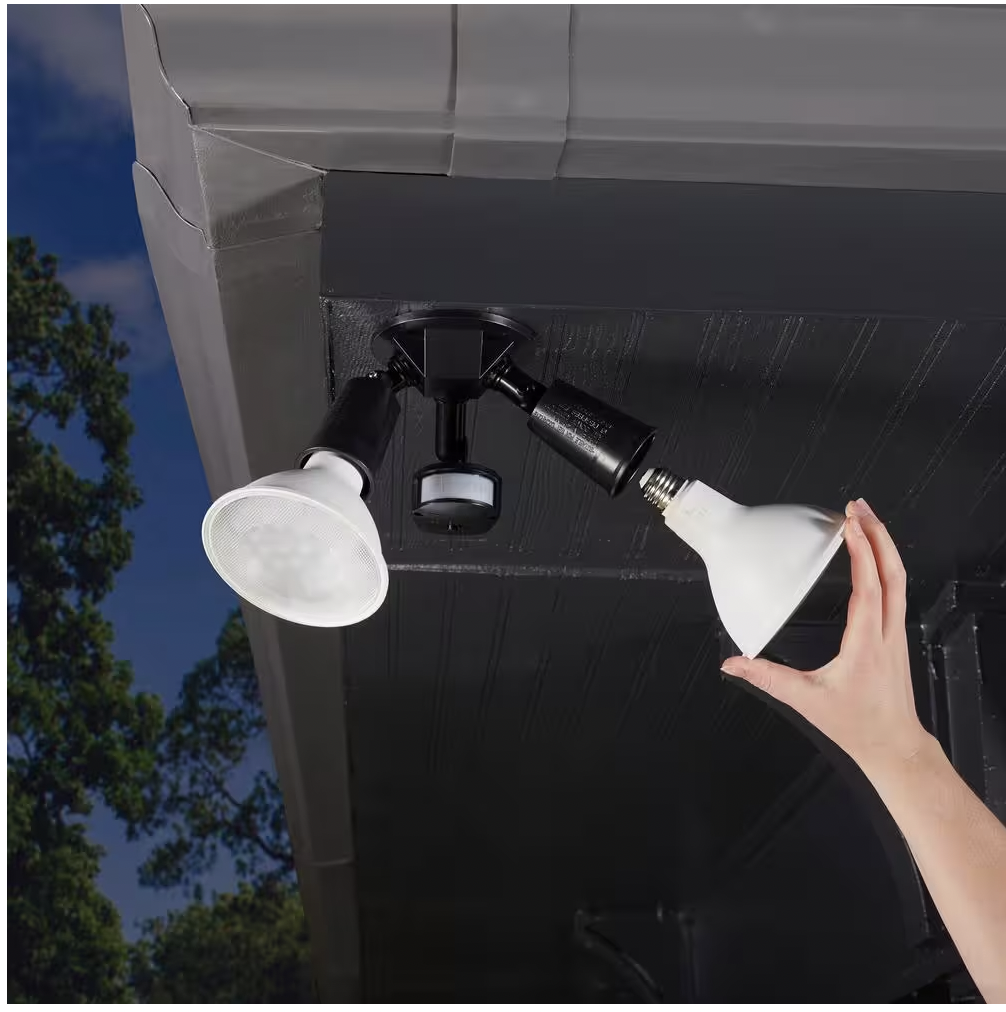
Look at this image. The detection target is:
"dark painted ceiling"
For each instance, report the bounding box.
[324,297,1004,999]
[328,302,1005,609]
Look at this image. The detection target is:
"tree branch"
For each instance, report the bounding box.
[191,758,293,868]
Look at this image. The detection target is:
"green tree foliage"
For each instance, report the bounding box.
[141,608,296,888]
[135,610,313,1000]
[7,237,164,1001]
[8,237,311,1001]
[7,781,131,1002]
[130,880,314,1001]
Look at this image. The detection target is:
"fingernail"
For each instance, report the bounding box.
[851,498,874,518]
[720,658,743,676]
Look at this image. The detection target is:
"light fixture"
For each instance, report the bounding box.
[639,468,846,658]
[370,310,657,529]
[372,310,526,536]
[201,373,400,627]
[201,309,843,647]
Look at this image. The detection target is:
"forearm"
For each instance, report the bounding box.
[863,734,1006,1002]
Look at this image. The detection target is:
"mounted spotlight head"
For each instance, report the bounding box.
[201,370,401,627]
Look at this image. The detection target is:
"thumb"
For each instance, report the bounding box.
[721,655,807,707]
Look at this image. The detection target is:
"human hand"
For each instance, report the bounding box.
[720,498,933,779]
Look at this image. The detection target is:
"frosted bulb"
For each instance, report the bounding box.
[202,451,388,627]
[640,468,845,658]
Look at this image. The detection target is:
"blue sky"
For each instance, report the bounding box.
[8,7,254,933]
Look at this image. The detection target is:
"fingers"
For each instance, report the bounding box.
[721,655,808,710]
[848,498,907,637]
[842,504,883,644]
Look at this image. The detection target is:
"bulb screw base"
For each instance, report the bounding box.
[640,467,687,512]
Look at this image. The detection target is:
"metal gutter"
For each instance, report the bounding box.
[123,6,359,998]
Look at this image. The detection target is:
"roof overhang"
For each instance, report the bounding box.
[122,4,1006,998]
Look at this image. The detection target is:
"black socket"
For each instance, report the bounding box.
[528,379,656,497]
[298,373,400,498]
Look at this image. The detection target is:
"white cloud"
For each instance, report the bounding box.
[8,5,131,127]
[63,256,173,373]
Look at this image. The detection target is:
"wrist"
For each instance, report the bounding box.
[857,727,947,794]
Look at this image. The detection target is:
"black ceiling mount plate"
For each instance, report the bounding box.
[372,310,534,402]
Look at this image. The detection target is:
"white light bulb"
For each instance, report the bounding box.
[641,468,845,658]
[202,451,388,627]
